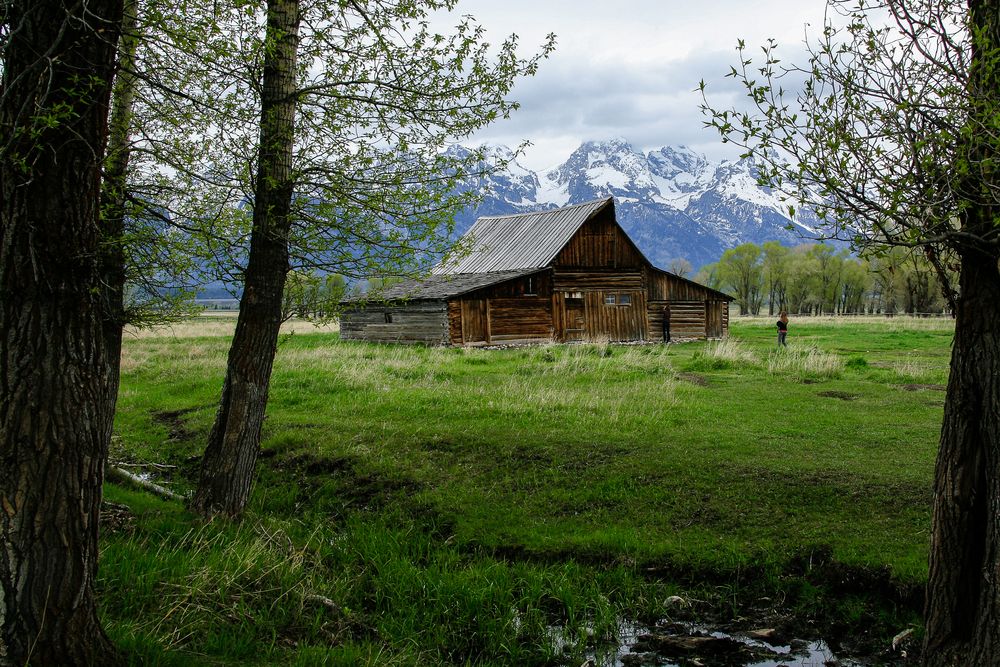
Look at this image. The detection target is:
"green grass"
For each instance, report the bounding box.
[102,315,952,664]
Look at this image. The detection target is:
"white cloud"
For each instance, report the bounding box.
[432,0,830,169]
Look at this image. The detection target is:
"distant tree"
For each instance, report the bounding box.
[693,261,725,292]
[900,252,944,314]
[717,243,764,315]
[100,0,224,321]
[282,271,321,321]
[761,241,790,315]
[784,245,817,314]
[282,271,346,320]
[806,244,845,315]
[838,259,870,314]
[702,0,1000,660]
[866,247,909,314]
[190,0,554,517]
[322,274,348,318]
[0,0,125,663]
[667,257,693,278]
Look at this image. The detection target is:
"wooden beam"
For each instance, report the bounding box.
[485,298,492,344]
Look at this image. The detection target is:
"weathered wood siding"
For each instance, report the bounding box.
[449,273,554,345]
[581,290,647,341]
[647,299,729,339]
[552,271,643,291]
[460,299,488,344]
[448,301,463,345]
[340,301,448,344]
[552,212,646,269]
[485,297,553,342]
[663,300,704,338]
[706,300,727,338]
[645,268,730,339]
[646,268,717,301]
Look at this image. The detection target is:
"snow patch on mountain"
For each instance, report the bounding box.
[536,171,571,207]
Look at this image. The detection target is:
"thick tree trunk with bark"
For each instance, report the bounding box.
[191,0,300,518]
[923,241,1000,665]
[0,1,123,664]
[923,1,1000,663]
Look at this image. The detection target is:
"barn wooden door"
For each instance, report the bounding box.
[461,299,488,344]
[563,297,585,341]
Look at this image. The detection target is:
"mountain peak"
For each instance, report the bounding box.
[450,140,820,269]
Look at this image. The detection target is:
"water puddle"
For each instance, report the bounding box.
[554,620,869,667]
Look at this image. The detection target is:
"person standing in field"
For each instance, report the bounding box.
[776,312,789,347]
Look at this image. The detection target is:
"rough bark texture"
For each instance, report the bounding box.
[191,0,300,518]
[0,0,124,664]
[923,243,1000,666]
[923,2,1000,663]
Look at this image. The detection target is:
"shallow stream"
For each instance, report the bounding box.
[571,620,869,667]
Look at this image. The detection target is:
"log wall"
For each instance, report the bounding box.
[487,296,554,342]
[448,273,555,345]
[647,299,730,340]
[647,300,702,339]
[340,301,449,344]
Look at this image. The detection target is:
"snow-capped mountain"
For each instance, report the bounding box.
[452,139,822,270]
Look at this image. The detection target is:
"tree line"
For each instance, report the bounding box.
[693,241,954,317]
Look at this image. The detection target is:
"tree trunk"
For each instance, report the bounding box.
[191,0,300,518]
[99,0,138,437]
[0,0,123,664]
[103,0,139,340]
[923,243,1000,665]
[924,4,1000,661]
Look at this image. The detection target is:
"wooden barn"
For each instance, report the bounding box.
[340,197,732,345]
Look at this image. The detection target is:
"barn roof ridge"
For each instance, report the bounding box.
[472,196,613,222]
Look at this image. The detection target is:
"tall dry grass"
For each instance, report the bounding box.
[731,314,954,332]
[125,315,339,340]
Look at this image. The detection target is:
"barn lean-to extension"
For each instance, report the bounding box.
[340,197,732,345]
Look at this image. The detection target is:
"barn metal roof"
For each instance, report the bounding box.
[431,198,614,275]
[342,268,545,303]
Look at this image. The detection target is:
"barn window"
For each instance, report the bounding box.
[604,293,617,305]
[525,276,537,296]
[384,311,393,323]
[619,293,632,306]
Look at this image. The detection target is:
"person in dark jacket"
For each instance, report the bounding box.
[776,311,789,347]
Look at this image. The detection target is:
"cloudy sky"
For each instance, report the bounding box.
[437,0,831,171]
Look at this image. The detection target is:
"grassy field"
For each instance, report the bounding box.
[102,315,952,664]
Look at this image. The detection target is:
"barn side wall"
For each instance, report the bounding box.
[339,301,449,344]
[450,272,555,345]
[645,268,730,339]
